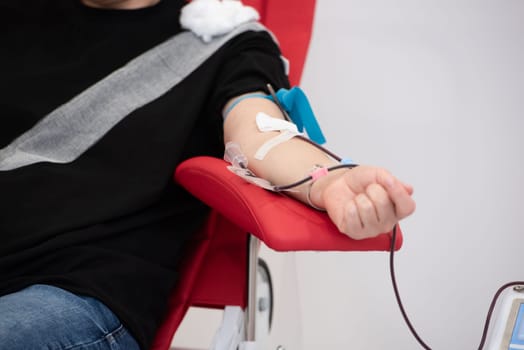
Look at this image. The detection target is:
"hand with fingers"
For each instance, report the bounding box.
[309,165,416,240]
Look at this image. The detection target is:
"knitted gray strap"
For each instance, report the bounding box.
[0,22,267,171]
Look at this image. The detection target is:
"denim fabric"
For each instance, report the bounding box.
[0,284,141,350]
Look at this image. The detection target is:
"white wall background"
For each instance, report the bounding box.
[297,0,524,349]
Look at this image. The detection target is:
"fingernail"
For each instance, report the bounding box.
[385,174,395,188]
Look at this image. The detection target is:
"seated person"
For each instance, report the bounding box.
[0,0,416,349]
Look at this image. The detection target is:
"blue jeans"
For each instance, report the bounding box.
[0,284,141,350]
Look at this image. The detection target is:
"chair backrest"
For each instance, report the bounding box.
[149,2,317,349]
[243,0,316,86]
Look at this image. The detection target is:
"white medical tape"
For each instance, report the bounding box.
[254,130,298,160]
[254,112,300,160]
[256,112,298,133]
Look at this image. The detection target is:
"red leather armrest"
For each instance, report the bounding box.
[174,156,402,252]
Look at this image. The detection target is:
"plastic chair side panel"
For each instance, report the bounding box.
[189,214,249,309]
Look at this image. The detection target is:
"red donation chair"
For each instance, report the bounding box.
[150,0,403,349]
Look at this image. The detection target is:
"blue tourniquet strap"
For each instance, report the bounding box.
[222,86,326,144]
[273,87,326,145]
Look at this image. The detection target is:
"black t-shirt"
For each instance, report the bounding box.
[0,0,289,348]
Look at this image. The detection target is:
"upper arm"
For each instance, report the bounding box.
[207,30,290,128]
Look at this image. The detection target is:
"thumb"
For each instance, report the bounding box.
[401,181,414,195]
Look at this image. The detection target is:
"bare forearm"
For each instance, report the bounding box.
[223,94,339,207]
[223,92,416,239]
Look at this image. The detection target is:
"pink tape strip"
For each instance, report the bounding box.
[310,167,329,180]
